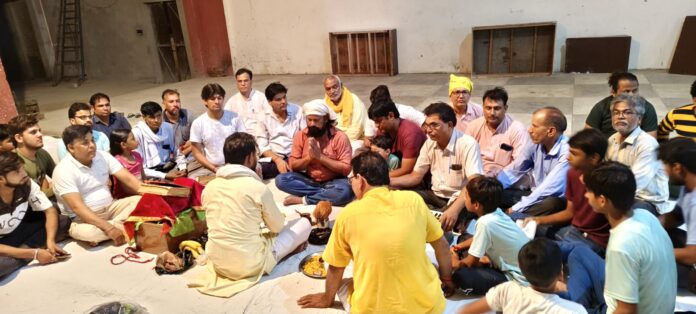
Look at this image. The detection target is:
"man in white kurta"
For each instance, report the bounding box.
[223,68,268,136]
[188,132,311,297]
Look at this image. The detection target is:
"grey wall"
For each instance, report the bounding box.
[2,0,161,82]
[79,0,159,80]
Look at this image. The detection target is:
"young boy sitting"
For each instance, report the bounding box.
[451,176,529,295]
[458,238,587,314]
[585,162,676,313]
[370,134,400,170]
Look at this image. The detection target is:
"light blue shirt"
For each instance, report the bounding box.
[678,187,696,245]
[57,130,110,160]
[497,135,569,213]
[469,208,529,285]
[605,209,676,313]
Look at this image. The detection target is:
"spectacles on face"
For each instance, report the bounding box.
[611,109,636,118]
[452,90,470,96]
[75,114,93,120]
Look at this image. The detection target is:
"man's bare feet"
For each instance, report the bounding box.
[284,195,304,206]
[88,241,99,247]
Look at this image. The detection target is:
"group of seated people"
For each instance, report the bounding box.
[1,67,695,313]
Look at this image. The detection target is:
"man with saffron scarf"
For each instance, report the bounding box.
[323,75,367,145]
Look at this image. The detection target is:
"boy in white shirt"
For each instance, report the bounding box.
[132,101,186,180]
[459,238,587,314]
[585,162,676,313]
[189,83,246,178]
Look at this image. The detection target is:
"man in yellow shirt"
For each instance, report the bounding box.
[298,151,454,313]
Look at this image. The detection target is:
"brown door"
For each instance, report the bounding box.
[147,1,190,82]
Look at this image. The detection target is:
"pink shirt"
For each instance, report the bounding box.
[454,101,483,133]
[289,127,352,182]
[113,151,143,199]
[465,115,529,177]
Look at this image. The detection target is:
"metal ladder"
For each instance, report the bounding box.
[53,0,86,86]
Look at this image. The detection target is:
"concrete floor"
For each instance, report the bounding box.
[7,71,696,313]
[15,70,696,137]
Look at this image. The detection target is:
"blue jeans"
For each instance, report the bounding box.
[557,241,606,314]
[275,172,354,206]
[555,225,606,258]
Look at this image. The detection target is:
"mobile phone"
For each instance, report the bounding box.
[56,253,72,260]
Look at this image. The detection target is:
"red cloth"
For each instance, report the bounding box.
[123,178,205,240]
[376,119,426,159]
[123,194,177,239]
[566,168,610,247]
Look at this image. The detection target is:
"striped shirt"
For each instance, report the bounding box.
[658,103,696,142]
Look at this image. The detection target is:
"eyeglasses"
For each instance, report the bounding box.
[611,110,636,117]
[423,122,443,131]
[452,90,470,96]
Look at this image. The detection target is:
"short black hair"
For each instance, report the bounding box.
[568,128,608,160]
[265,82,288,101]
[235,68,253,80]
[89,92,110,106]
[161,89,180,100]
[62,125,92,147]
[68,102,91,119]
[671,148,696,174]
[658,137,696,164]
[109,128,131,156]
[371,134,393,151]
[368,100,400,120]
[369,85,393,105]
[201,83,226,100]
[140,101,162,116]
[351,151,390,186]
[0,124,11,142]
[0,151,23,177]
[223,132,257,165]
[535,106,567,133]
[465,176,503,214]
[423,102,456,126]
[482,87,508,106]
[584,162,636,212]
[691,79,696,98]
[518,238,562,288]
[608,72,638,92]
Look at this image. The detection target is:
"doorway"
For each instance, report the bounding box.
[147,1,190,82]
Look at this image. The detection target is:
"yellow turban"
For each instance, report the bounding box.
[448,74,474,95]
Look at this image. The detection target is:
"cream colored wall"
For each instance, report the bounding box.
[222,0,696,74]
